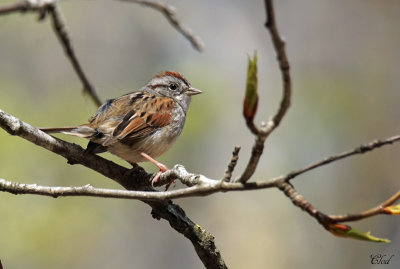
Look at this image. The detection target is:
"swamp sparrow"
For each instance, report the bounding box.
[41,71,202,185]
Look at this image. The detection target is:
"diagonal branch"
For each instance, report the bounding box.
[237,134,265,182]
[329,190,400,222]
[118,0,204,51]
[0,0,102,107]
[0,108,227,268]
[276,180,400,236]
[0,0,31,15]
[0,109,147,189]
[46,3,102,107]
[0,0,204,105]
[223,146,241,182]
[284,135,400,182]
[276,181,332,227]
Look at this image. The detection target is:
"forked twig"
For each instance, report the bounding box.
[223,146,241,182]
[237,0,292,183]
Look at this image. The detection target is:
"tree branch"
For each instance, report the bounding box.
[0,109,400,198]
[0,0,204,105]
[276,181,332,228]
[118,0,204,51]
[0,0,102,107]
[2,0,399,264]
[237,133,266,182]
[47,3,102,107]
[275,176,400,238]
[223,146,241,182]
[0,0,31,15]
[329,190,400,222]
[0,2,210,263]
[237,0,292,183]
[2,99,400,248]
[264,0,291,128]
[0,108,227,268]
[284,135,400,182]
[0,109,149,189]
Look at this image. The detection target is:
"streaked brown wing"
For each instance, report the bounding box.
[101,94,174,146]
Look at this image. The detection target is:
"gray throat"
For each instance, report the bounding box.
[176,95,191,114]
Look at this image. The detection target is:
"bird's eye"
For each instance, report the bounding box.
[169,84,178,91]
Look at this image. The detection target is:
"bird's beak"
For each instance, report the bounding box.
[185,87,202,96]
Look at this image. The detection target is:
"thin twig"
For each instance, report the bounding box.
[237,0,292,183]
[119,0,204,51]
[223,146,241,182]
[276,135,400,228]
[284,135,400,182]
[276,180,400,232]
[47,4,102,107]
[236,134,265,182]
[264,0,291,128]
[245,120,260,135]
[329,190,400,222]
[0,0,31,15]
[276,181,332,227]
[0,0,102,107]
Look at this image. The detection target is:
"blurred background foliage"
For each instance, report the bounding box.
[1,0,400,268]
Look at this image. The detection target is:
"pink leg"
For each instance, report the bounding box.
[140,152,168,186]
[140,152,168,171]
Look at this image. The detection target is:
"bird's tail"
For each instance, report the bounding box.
[40,126,77,133]
[40,126,96,138]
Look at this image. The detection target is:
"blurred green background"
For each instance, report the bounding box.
[1,0,400,268]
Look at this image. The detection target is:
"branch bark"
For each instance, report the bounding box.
[2,108,399,208]
[1,0,399,266]
[0,108,227,268]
